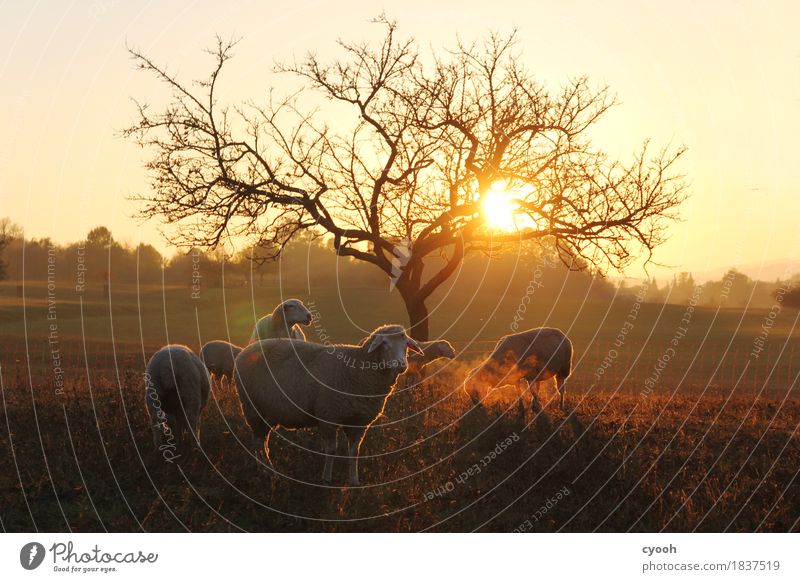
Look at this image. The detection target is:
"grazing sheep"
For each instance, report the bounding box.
[248,298,312,343]
[402,339,456,386]
[234,324,422,486]
[144,345,211,457]
[463,327,572,411]
[200,340,243,381]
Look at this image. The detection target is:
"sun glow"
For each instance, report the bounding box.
[482,187,519,232]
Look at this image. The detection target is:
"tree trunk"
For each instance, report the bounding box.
[401,291,430,341]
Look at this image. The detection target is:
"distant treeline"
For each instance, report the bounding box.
[0,218,795,309]
[628,270,798,310]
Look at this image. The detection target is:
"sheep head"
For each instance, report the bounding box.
[365,324,423,374]
[463,351,522,405]
[432,340,456,360]
[276,299,313,327]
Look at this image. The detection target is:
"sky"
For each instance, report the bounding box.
[1,0,799,282]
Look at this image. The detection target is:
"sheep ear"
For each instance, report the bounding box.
[406,338,424,355]
[366,334,385,353]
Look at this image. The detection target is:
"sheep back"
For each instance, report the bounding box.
[249,315,305,343]
[145,344,211,419]
[490,327,572,379]
[409,340,455,366]
[200,340,243,378]
[235,339,398,430]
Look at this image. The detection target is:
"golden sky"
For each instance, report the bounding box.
[1,0,799,281]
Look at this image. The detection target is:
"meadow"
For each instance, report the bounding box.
[1,279,799,531]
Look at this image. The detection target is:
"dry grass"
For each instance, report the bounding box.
[1,358,798,532]
[1,282,798,531]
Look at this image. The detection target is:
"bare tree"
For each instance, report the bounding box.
[0,237,7,281]
[777,285,800,310]
[0,218,22,281]
[125,19,686,340]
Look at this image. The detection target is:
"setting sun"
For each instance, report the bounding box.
[482,188,518,231]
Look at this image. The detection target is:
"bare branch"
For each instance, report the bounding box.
[126,20,687,338]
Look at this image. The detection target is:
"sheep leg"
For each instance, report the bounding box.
[151,423,163,451]
[249,421,272,471]
[250,432,269,469]
[556,374,567,411]
[344,426,367,487]
[185,408,202,451]
[149,408,165,451]
[528,380,543,413]
[164,413,184,455]
[145,391,165,451]
[320,424,337,485]
[264,428,273,463]
[516,380,527,419]
[174,403,200,458]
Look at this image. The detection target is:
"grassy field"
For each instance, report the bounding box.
[1,280,799,531]
[2,278,799,394]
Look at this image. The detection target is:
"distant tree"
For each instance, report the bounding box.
[0,218,23,281]
[166,248,224,288]
[647,276,665,302]
[669,271,696,303]
[699,269,753,307]
[779,286,800,310]
[83,226,116,284]
[135,243,164,284]
[0,236,7,281]
[86,226,114,248]
[0,217,23,240]
[235,244,278,287]
[20,237,55,280]
[125,20,687,339]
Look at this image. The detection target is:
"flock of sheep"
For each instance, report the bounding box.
[144,298,573,486]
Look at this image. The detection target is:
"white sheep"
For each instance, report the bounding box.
[144,344,211,456]
[248,298,312,343]
[402,339,456,387]
[200,340,243,381]
[234,324,423,486]
[463,327,572,411]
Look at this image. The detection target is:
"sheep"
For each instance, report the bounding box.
[248,298,312,343]
[234,324,423,486]
[144,344,211,458]
[402,339,456,387]
[200,340,243,381]
[463,327,572,412]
